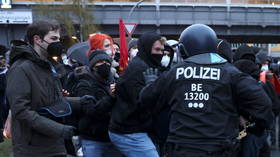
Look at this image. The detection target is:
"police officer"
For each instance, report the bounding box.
[140,24,273,157]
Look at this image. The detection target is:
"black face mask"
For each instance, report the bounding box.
[46,41,64,57]
[151,54,163,67]
[95,63,111,80]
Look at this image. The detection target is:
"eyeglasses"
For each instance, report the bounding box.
[153,47,164,52]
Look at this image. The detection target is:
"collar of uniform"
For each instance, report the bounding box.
[184,53,227,65]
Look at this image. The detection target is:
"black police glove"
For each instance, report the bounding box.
[62,125,76,139]
[80,95,97,105]
[143,68,159,84]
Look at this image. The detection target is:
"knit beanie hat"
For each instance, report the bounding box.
[88,49,112,68]
[128,39,138,51]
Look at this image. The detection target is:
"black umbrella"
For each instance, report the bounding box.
[67,42,89,66]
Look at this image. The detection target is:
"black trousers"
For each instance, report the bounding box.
[165,143,238,157]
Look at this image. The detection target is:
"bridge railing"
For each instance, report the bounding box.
[12,0,280,5]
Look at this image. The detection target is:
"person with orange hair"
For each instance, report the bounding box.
[88,33,120,79]
[88,33,115,57]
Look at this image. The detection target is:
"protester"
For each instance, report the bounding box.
[128,39,138,60]
[88,33,119,79]
[234,58,278,157]
[233,44,256,63]
[109,32,167,157]
[62,41,90,157]
[166,40,180,64]
[75,50,121,157]
[6,21,76,157]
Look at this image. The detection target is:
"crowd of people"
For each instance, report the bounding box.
[0,20,280,157]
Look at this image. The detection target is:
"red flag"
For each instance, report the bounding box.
[119,18,129,74]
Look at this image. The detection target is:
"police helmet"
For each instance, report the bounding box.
[178,24,217,59]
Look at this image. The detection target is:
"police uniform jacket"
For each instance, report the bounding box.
[140,53,274,152]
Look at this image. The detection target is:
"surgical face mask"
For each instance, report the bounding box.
[112,60,119,68]
[261,64,269,72]
[161,55,170,67]
[62,55,69,65]
[105,49,113,57]
[130,49,138,59]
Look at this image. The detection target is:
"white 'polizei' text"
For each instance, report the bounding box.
[176,67,221,80]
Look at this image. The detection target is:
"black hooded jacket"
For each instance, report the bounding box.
[6,40,67,157]
[233,45,255,62]
[137,33,163,68]
[234,59,280,116]
[109,32,162,134]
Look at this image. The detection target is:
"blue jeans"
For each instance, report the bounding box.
[81,139,122,157]
[109,131,159,157]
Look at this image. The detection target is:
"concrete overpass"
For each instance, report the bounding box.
[2,2,280,46]
[92,2,280,43]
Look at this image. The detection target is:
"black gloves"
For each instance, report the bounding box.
[143,68,159,84]
[62,125,76,139]
[80,95,97,106]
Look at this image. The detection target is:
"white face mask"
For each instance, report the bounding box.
[161,55,170,67]
[173,53,178,62]
[105,49,113,57]
[173,47,183,63]
[261,64,269,72]
[130,49,138,59]
[61,55,69,65]
[112,60,119,68]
